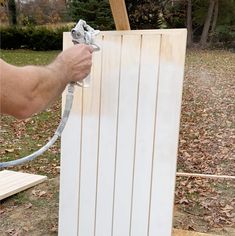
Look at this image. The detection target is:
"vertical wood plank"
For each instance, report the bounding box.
[148,31,187,236]
[109,0,130,30]
[78,35,103,236]
[59,33,82,236]
[130,35,161,236]
[112,35,141,236]
[95,35,122,236]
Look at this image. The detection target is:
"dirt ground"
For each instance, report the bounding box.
[0,177,234,236]
[0,49,234,235]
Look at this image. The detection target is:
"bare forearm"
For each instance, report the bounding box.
[0,59,67,119]
[0,44,92,119]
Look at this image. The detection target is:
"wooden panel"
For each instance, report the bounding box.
[60,29,187,236]
[130,35,161,236]
[112,35,141,236]
[109,0,130,30]
[173,229,220,236]
[78,35,102,236]
[94,35,122,236]
[101,29,186,35]
[148,32,187,236]
[59,32,82,236]
[0,170,47,200]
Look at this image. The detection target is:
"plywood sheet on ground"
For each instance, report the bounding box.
[0,170,47,200]
[173,229,220,236]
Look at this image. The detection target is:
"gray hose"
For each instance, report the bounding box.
[0,19,99,168]
[0,83,75,168]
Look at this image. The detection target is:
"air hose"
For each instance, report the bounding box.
[0,20,100,168]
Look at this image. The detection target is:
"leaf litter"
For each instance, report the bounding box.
[0,49,234,235]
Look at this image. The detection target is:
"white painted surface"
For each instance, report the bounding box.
[130,34,161,236]
[59,29,187,236]
[58,33,82,236]
[112,35,141,236]
[78,35,103,236]
[94,35,122,236]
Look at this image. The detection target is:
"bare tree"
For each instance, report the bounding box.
[211,0,219,35]
[187,0,193,47]
[200,0,215,47]
[7,0,17,25]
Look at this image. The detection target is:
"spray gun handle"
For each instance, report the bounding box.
[71,20,100,88]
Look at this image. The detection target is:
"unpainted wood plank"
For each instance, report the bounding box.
[109,0,130,30]
[112,35,141,236]
[173,229,220,236]
[130,34,161,236]
[148,31,187,236]
[94,35,122,236]
[101,29,187,35]
[0,170,47,200]
[78,34,103,236]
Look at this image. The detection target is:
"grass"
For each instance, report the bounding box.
[0,50,61,178]
[0,49,59,66]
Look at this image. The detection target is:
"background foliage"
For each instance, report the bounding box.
[0,25,70,50]
[68,0,114,30]
[0,0,234,49]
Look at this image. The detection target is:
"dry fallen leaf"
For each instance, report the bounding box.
[5,149,15,153]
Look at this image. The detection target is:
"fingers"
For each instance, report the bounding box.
[74,44,94,53]
[54,44,94,83]
[88,45,94,53]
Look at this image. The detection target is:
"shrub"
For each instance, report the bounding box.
[0,25,71,50]
[215,25,235,45]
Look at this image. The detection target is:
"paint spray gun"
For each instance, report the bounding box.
[71,19,100,87]
[0,20,100,168]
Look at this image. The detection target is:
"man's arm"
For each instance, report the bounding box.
[0,44,93,119]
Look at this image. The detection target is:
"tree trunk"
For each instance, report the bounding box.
[200,0,215,47]
[187,0,193,47]
[211,0,218,34]
[7,0,17,25]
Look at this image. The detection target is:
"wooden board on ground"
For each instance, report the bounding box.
[173,229,220,236]
[0,170,47,200]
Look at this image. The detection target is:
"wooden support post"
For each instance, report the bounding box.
[109,0,130,30]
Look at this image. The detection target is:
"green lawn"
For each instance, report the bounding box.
[0,50,61,178]
[0,50,59,66]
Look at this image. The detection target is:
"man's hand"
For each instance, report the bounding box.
[50,44,94,84]
[0,44,93,119]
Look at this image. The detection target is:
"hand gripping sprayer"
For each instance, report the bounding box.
[0,20,100,168]
[71,20,100,87]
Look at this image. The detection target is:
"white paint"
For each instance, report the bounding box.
[78,35,102,236]
[112,35,141,236]
[94,35,122,236]
[59,30,187,236]
[59,33,82,236]
[130,34,161,236]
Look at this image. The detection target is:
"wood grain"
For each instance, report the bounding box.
[0,170,47,200]
[173,229,220,236]
[109,0,130,30]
